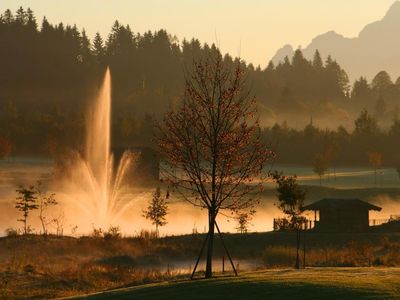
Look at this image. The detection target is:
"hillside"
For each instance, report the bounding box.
[71,268,400,300]
[271,1,400,81]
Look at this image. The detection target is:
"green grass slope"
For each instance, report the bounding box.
[71,267,400,300]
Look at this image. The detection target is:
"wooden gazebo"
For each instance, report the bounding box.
[302,198,382,232]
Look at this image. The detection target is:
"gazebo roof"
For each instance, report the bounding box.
[302,198,382,212]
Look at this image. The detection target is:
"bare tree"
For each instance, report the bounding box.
[142,187,168,237]
[235,210,255,234]
[15,185,38,235]
[325,143,340,180]
[156,52,272,278]
[53,211,65,236]
[368,151,382,185]
[36,181,58,235]
[313,153,328,185]
[271,171,306,269]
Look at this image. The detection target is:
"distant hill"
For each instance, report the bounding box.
[271,1,400,82]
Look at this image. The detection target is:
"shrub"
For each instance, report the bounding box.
[103,226,121,239]
[91,227,103,238]
[138,229,158,240]
[5,228,18,237]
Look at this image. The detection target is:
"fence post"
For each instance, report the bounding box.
[222,256,225,273]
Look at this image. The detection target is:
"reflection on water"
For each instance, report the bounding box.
[0,157,52,189]
[270,165,400,189]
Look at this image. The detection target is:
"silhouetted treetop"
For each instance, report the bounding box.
[1,7,400,163]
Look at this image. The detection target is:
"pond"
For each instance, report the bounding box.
[0,157,399,236]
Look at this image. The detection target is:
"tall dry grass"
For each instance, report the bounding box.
[0,232,186,299]
[263,237,400,268]
[2,231,400,298]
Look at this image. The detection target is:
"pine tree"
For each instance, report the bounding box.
[80,29,92,63]
[26,8,37,30]
[312,50,323,69]
[15,185,39,234]
[266,60,275,72]
[352,77,371,98]
[92,32,105,59]
[325,55,350,96]
[354,110,379,136]
[106,20,121,56]
[1,9,14,25]
[142,187,168,237]
[40,16,52,34]
[292,48,308,69]
[15,7,26,25]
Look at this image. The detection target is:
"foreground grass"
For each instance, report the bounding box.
[72,267,400,300]
[2,231,400,298]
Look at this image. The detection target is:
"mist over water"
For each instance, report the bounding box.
[0,69,399,235]
[0,155,281,235]
[1,156,400,235]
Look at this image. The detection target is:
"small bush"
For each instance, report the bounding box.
[91,227,103,238]
[138,229,158,240]
[103,226,121,240]
[5,228,18,237]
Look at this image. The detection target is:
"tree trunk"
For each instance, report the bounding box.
[303,229,306,268]
[24,212,28,235]
[295,228,300,269]
[40,214,46,236]
[205,211,216,278]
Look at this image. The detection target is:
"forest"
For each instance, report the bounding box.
[1,7,400,166]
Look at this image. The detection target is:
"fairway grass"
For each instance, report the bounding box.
[71,267,400,300]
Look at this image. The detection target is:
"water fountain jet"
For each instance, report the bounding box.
[59,68,138,229]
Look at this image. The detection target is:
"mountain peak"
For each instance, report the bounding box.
[269,44,294,65]
[311,30,343,42]
[270,1,400,81]
[384,1,400,21]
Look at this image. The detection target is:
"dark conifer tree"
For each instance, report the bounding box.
[92,32,105,63]
[312,50,323,70]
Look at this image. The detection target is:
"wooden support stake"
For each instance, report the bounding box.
[190,232,209,280]
[222,256,225,273]
[215,221,238,276]
[303,229,306,268]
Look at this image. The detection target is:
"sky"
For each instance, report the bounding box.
[0,0,396,68]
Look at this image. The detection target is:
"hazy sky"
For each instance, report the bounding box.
[0,0,396,67]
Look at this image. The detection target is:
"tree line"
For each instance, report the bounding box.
[1,7,400,159]
[262,109,400,166]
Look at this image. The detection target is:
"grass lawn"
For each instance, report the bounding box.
[70,267,400,300]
